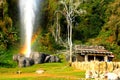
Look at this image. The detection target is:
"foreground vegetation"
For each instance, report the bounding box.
[0,62,85,80]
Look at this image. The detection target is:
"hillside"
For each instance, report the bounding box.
[88,0,120,60]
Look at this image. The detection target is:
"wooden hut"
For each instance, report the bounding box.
[74,45,114,62]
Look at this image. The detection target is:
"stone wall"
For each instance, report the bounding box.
[72,61,120,73]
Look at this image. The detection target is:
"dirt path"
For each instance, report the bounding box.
[0,73,80,79]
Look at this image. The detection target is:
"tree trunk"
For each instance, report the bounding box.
[69,19,73,64]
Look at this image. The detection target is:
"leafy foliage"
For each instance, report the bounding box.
[94,0,120,60]
[0,0,19,67]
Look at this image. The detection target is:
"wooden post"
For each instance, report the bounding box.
[85,54,88,62]
[105,62,108,72]
[104,55,108,62]
[94,55,96,61]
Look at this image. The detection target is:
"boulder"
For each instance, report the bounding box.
[13,52,61,67]
[55,56,60,62]
[39,53,47,63]
[30,52,47,64]
[25,58,34,67]
[49,55,56,62]
[105,72,119,80]
[18,57,34,67]
[13,54,23,62]
[13,54,34,67]
[30,52,41,64]
[44,56,51,63]
[18,56,26,67]
[49,55,60,62]
[113,68,120,79]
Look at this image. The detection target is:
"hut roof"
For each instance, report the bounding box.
[74,45,113,55]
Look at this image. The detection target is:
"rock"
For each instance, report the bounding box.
[49,55,56,62]
[13,54,18,61]
[25,58,34,67]
[13,54,34,67]
[13,52,61,67]
[30,52,47,64]
[16,70,22,74]
[39,53,47,63]
[44,56,51,63]
[18,56,26,67]
[44,55,60,63]
[85,70,93,79]
[13,54,25,67]
[113,68,120,79]
[55,56,60,62]
[36,70,45,74]
[49,55,60,62]
[85,70,98,79]
[30,52,41,64]
[105,72,119,80]
[13,54,23,62]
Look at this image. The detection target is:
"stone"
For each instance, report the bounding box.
[39,53,47,63]
[18,57,34,67]
[85,70,98,79]
[36,70,45,74]
[13,54,18,61]
[25,58,34,67]
[49,55,55,62]
[30,52,47,64]
[30,52,41,64]
[13,54,23,62]
[13,54,34,67]
[105,72,119,80]
[16,70,22,74]
[18,56,26,67]
[55,56,60,62]
[113,68,120,79]
[44,55,51,63]
[13,52,61,67]
[44,55,60,63]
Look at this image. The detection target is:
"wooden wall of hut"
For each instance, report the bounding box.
[76,53,85,62]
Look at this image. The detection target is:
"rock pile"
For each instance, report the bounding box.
[13,52,60,67]
[85,69,120,80]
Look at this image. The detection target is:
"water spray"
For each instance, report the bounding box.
[19,0,40,57]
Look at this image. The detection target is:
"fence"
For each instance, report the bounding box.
[72,61,120,73]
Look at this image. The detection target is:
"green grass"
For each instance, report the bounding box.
[0,77,70,80]
[0,49,85,80]
[0,62,85,80]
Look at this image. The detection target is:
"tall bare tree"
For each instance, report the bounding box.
[54,0,86,63]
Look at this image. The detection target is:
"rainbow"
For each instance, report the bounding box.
[20,30,40,56]
[19,0,40,57]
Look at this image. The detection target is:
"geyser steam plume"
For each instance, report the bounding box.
[19,0,40,57]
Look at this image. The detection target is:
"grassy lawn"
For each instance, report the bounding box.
[0,62,85,80]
